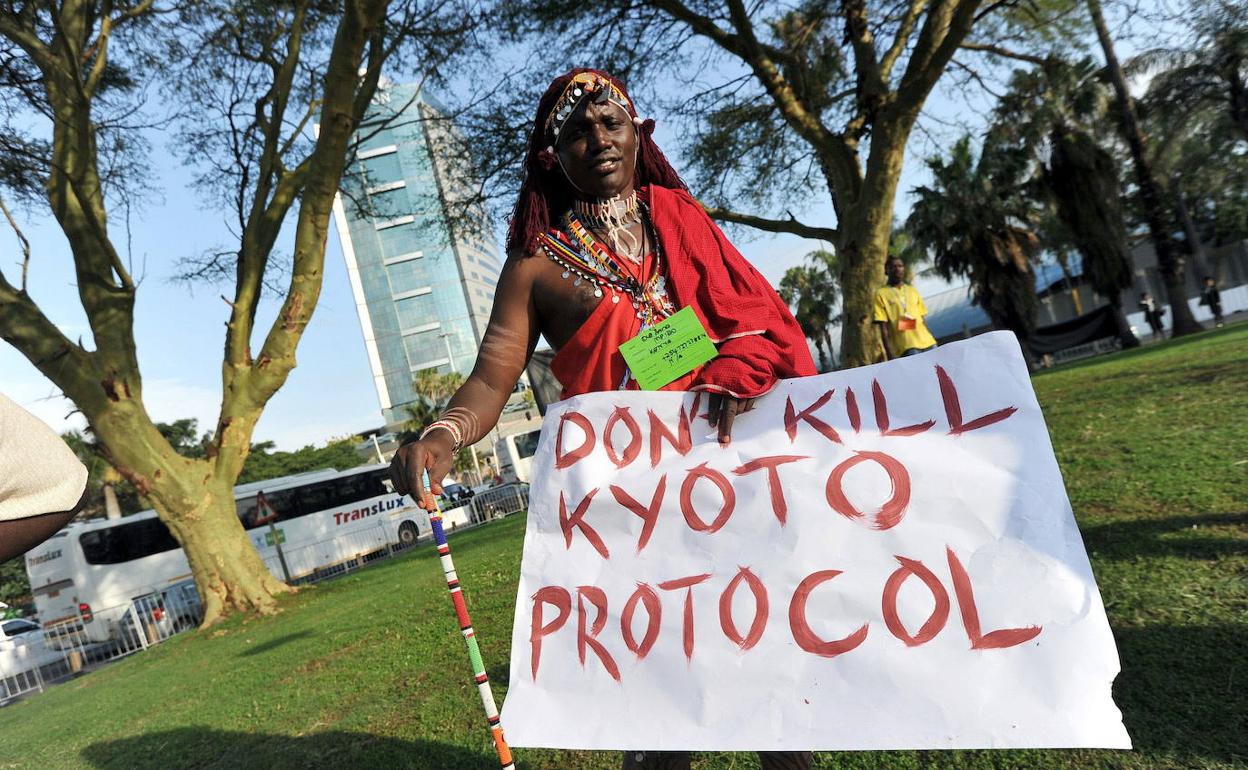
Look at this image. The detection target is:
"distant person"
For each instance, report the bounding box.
[1199,276,1224,327]
[873,257,937,359]
[1138,292,1165,340]
[0,393,89,562]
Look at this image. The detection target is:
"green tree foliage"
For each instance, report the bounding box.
[403,370,465,436]
[238,440,365,485]
[1084,0,1202,335]
[0,558,30,608]
[0,0,480,624]
[1131,1,1248,142]
[441,0,1083,366]
[907,136,1040,356]
[985,58,1138,349]
[779,250,838,371]
[1134,5,1248,271]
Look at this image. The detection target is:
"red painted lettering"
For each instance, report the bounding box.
[680,463,737,533]
[936,365,1018,435]
[558,488,609,559]
[647,406,692,468]
[825,450,912,530]
[783,390,842,444]
[881,556,950,646]
[577,586,621,681]
[788,570,870,657]
[946,547,1042,649]
[872,379,936,436]
[530,586,571,680]
[604,406,642,469]
[732,455,808,526]
[659,573,711,661]
[620,582,662,659]
[609,475,667,553]
[845,387,861,433]
[718,566,769,651]
[555,411,596,469]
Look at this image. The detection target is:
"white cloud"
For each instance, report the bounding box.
[0,371,220,439]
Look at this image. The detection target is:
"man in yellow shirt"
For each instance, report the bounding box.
[873,257,938,359]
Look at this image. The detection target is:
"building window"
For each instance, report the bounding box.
[357,144,398,160]
[367,179,407,194]
[402,321,441,336]
[384,251,423,266]
[393,286,432,301]
[361,150,403,184]
[376,214,416,230]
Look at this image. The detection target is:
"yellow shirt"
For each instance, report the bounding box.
[872,283,937,354]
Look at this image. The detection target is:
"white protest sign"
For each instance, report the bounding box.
[500,332,1130,751]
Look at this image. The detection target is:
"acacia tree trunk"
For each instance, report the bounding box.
[837,119,914,366]
[1087,0,1202,336]
[0,0,395,625]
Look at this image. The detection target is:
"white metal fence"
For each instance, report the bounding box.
[1,485,530,705]
[1,588,203,705]
[470,484,530,522]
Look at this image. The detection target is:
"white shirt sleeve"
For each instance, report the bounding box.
[0,392,89,522]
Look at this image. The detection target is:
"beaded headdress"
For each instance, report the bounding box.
[507,68,690,258]
[543,71,636,143]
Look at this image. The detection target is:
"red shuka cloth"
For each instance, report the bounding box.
[550,185,816,399]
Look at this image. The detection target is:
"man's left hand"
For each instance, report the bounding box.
[706,394,756,445]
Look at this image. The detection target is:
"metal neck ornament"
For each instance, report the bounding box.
[573,191,642,264]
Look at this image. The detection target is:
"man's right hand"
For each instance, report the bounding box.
[389,429,458,512]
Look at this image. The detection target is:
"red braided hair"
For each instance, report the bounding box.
[505,68,688,257]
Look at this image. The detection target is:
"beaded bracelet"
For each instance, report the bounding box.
[420,420,463,452]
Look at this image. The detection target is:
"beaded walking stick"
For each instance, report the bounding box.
[422,471,515,769]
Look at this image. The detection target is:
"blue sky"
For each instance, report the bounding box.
[0,5,1169,449]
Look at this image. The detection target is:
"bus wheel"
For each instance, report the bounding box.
[398,521,419,548]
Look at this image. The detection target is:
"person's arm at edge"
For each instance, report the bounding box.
[0,486,88,563]
[875,322,894,360]
[389,253,540,509]
[872,288,894,360]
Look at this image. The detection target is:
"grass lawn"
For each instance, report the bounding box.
[0,327,1244,770]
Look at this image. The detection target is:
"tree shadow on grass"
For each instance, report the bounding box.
[237,630,314,657]
[81,727,534,770]
[1080,512,1247,561]
[1111,623,1246,766]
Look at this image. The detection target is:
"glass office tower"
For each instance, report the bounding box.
[330,81,504,428]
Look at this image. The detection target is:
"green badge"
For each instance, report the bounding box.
[618,306,718,390]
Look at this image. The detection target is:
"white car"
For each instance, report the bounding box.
[0,618,65,689]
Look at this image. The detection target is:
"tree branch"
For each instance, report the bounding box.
[0,269,99,412]
[701,203,839,242]
[959,41,1048,66]
[880,0,928,80]
[0,196,32,292]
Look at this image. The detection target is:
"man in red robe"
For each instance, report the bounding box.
[391,69,815,770]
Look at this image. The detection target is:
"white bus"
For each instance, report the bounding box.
[24,464,470,643]
[495,428,542,484]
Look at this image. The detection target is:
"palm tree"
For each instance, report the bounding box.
[401,370,465,441]
[906,136,1040,360]
[1086,0,1203,336]
[1131,2,1248,142]
[987,58,1140,347]
[779,250,838,371]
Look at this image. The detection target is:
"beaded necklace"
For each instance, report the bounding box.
[539,205,675,327]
